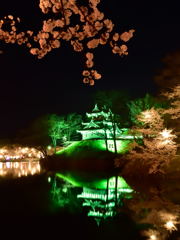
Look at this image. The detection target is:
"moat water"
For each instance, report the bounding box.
[0,161,179,240]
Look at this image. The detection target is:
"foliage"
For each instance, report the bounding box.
[116,86,179,175]
[64,113,82,141]
[16,112,82,155]
[154,50,180,90]
[120,129,177,174]
[0,0,134,85]
[160,85,180,120]
[93,90,130,125]
[48,114,68,151]
[56,139,114,157]
[124,184,180,240]
[127,93,168,126]
[136,108,164,134]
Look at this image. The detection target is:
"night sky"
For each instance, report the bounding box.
[0,1,180,138]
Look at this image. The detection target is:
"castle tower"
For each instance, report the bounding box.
[77,104,122,140]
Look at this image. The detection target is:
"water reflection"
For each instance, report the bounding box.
[124,180,180,240]
[77,176,133,223]
[0,161,41,177]
[49,172,180,239]
[50,173,133,224]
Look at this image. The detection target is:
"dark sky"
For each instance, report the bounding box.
[0,1,180,137]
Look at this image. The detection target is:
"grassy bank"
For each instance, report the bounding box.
[41,139,131,171]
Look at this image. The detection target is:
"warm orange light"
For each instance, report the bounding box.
[164,220,177,232]
[150,235,157,240]
[160,129,174,139]
[143,111,152,119]
[0,146,43,160]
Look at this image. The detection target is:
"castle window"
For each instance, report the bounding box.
[108,144,114,149]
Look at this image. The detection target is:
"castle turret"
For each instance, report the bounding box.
[77,104,122,140]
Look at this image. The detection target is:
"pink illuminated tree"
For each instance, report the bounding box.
[115,86,179,175]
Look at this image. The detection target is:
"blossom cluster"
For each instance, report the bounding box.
[0,0,134,85]
[161,85,180,119]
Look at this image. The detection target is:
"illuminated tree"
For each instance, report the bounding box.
[0,0,134,85]
[125,128,177,174]
[160,85,180,121]
[48,114,68,152]
[127,93,167,126]
[64,113,82,141]
[48,113,83,151]
[0,145,43,160]
[124,184,180,240]
[151,49,180,126]
[115,84,180,175]
[115,108,178,175]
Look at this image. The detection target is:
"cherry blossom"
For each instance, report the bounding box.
[0,0,134,85]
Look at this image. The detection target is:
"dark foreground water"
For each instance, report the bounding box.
[0,162,179,240]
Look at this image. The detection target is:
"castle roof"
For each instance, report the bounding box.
[83,120,100,129]
[86,104,110,119]
[92,104,100,113]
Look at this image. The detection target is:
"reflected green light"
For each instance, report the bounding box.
[77,179,134,224]
[50,173,134,225]
[94,176,132,190]
[55,173,82,187]
[88,210,114,217]
[55,173,132,191]
[77,187,133,201]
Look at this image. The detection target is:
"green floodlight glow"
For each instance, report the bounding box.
[118,188,133,193]
[78,192,108,201]
[77,189,133,201]
[94,176,132,190]
[48,176,51,183]
[77,178,134,223]
[109,176,131,189]
[78,192,119,201]
[56,139,132,157]
[50,173,134,223]
[55,173,82,187]
[92,139,131,153]
[82,201,115,208]
[55,141,82,155]
[88,210,114,217]
[55,172,133,192]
